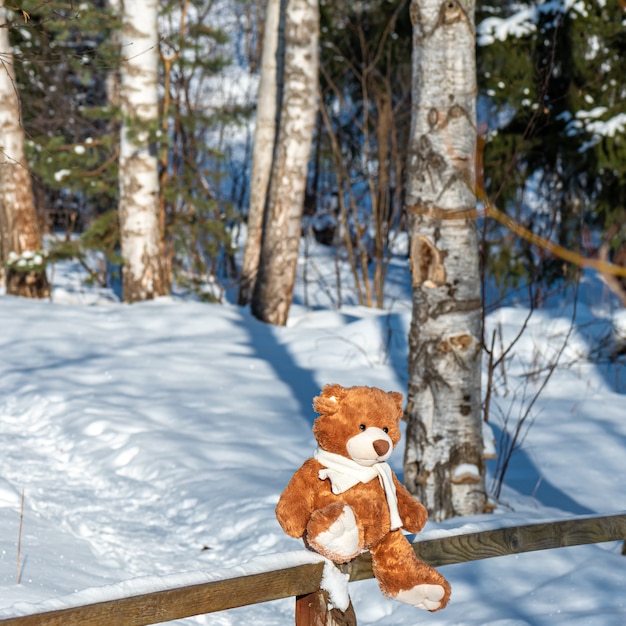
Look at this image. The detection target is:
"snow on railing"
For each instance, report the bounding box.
[0,513,624,626]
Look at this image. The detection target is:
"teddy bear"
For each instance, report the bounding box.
[275,383,451,612]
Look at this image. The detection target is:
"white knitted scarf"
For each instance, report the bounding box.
[314,448,403,531]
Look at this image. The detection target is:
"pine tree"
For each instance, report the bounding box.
[477,1,626,293]
[11,1,120,234]
[8,1,243,300]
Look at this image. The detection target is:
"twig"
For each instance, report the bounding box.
[17,489,24,584]
[492,279,580,498]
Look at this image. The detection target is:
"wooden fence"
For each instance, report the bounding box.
[1,513,624,626]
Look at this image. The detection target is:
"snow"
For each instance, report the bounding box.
[1,242,626,625]
[477,1,591,46]
[561,107,626,151]
[578,112,626,152]
[614,311,626,350]
[4,551,348,618]
[452,463,481,483]
[53,169,71,182]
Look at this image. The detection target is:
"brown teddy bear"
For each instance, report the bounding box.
[275,383,451,612]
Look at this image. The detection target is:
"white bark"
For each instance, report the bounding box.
[238,0,282,305]
[403,0,485,520]
[118,0,165,302]
[0,1,48,297]
[251,0,319,325]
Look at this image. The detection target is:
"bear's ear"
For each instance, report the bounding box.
[313,383,347,415]
[388,391,403,418]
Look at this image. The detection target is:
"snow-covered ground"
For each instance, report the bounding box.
[1,241,625,625]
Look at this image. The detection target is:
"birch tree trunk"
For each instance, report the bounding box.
[403,0,485,520]
[238,0,282,306]
[118,0,166,302]
[0,0,50,298]
[250,0,318,325]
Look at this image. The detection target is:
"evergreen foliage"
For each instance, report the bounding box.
[10,1,120,229]
[477,0,626,293]
[4,250,47,274]
[10,0,246,298]
[48,210,121,287]
[6,0,624,302]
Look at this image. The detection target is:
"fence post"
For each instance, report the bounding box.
[295,590,357,626]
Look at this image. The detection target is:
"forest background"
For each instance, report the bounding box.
[0,1,626,621]
[1,0,625,525]
[0,0,624,311]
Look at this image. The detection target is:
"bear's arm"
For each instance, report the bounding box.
[275,459,321,539]
[393,473,428,533]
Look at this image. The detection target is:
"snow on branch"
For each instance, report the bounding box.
[477,0,590,46]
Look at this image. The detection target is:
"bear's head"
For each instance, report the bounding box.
[312,384,403,466]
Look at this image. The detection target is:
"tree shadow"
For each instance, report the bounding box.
[376,310,410,390]
[234,310,321,426]
[487,422,594,515]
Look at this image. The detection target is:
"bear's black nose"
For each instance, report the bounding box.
[373,439,390,456]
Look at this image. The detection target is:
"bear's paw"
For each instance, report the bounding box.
[394,583,446,611]
[307,504,360,562]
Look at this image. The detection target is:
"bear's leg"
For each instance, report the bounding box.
[370,530,451,611]
[305,502,362,563]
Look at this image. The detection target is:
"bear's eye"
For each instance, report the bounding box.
[383,427,389,433]
[359,424,366,431]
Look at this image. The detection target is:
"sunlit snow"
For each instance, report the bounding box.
[1,239,625,625]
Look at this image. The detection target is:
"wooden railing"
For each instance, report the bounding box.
[1,513,624,626]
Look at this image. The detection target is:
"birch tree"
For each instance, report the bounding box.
[403,0,485,520]
[250,0,318,325]
[238,0,282,306]
[118,0,166,302]
[0,1,50,298]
